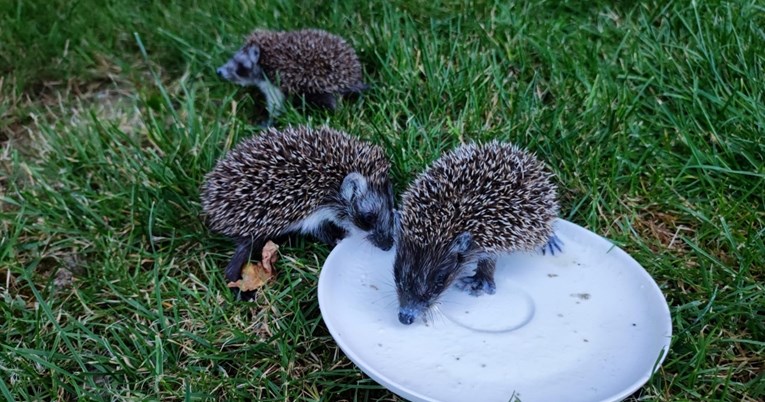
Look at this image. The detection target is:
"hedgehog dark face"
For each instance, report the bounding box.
[340,173,395,251]
[217,45,265,86]
[393,232,473,325]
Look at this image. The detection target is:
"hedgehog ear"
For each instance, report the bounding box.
[449,232,473,255]
[341,172,368,202]
[392,209,402,241]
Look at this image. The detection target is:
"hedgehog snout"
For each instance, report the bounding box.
[216,68,224,78]
[398,311,415,325]
[379,236,393,251]
[397,304,425,325]
[367,231,393,251]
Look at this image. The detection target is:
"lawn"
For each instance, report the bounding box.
[1,0,763,400]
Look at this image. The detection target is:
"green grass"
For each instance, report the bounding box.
[1,0,763,400]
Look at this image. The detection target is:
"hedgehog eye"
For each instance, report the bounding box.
[235,64,250,78]
[435,271,449,285]
[363,212,377,225]
[428,272,448,296]
[354,212,376,231]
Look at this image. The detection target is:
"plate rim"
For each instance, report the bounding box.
[318,218,673,402]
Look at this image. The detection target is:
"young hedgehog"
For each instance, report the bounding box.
[201,126,395,299]
[393,141,562,325]
[216,29,367,125]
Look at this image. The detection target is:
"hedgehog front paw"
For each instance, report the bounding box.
[456,276,496,296]
[540,234,563,256]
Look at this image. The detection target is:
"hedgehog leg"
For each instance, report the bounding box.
[339,84,369,103]
[226,238,261,302]
[224,240,252,282]
[341,83,370,96]
[456,257,497,296]
[304,92,338,110]
[313,220,349,246]
[540,234,564,256]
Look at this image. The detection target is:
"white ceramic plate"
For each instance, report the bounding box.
[318,219,672,402]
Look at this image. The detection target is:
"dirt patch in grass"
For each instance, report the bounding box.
[1,68,147,198]
[1,55,150,154]
[632,208,695,255]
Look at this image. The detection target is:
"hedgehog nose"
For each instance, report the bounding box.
[368,232,393,251]
[398,311,415,325]
[216,68,224,78]
[379,236,393,251]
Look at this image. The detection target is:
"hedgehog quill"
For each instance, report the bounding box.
[393,141,562,325]
[201,126,394,300]
[217,29,367,125]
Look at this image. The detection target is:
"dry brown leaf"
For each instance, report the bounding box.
[227,262,271,292]
[261,241,279,274]
[226,241,279,292]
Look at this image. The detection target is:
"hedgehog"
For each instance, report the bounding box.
[392,141,562,325]
[216,28,367,125]
[201,126,395,299]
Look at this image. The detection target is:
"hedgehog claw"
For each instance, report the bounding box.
[541,234,563,256]
[456,276,496,296]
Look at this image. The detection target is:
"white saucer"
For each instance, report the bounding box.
[318,219,672,402]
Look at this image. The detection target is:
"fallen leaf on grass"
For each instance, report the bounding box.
[227,262,271,292]
[261,240,279,275]
[227,241,279,292]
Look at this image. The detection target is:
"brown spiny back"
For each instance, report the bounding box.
[399,141,559,253]
[201,126,389,238]
[246,29,363,94]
